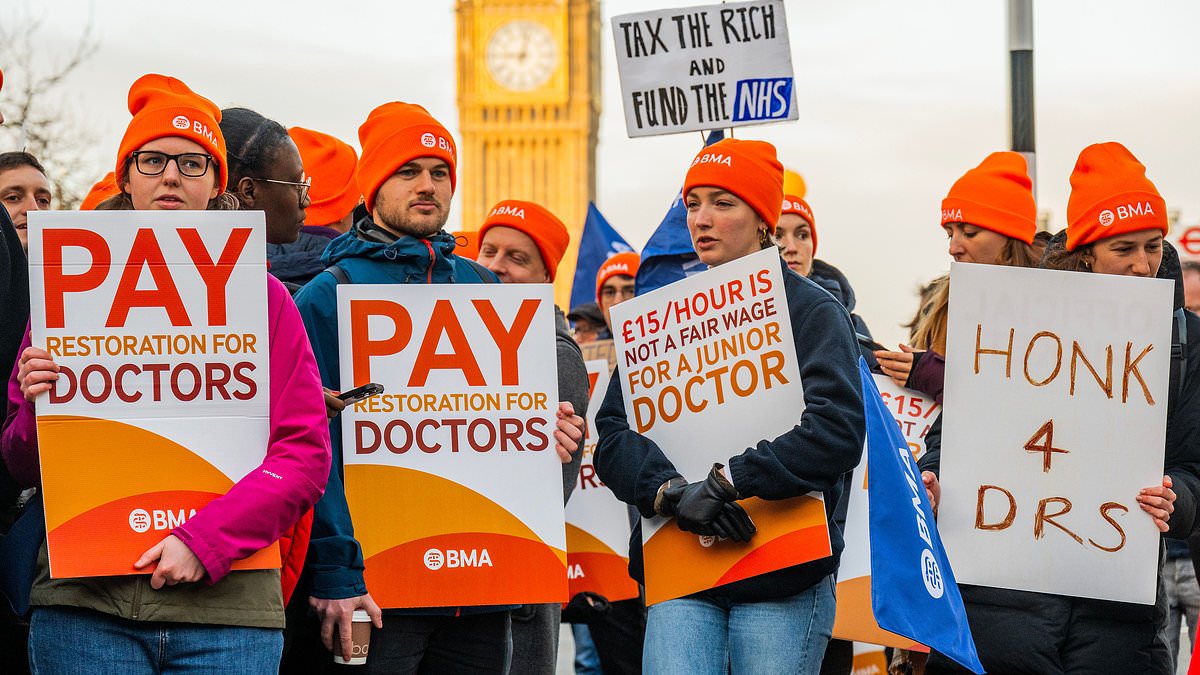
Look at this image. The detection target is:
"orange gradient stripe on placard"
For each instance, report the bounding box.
[566,523,639,601]
[36,415,278,578]
[345,464,567,608]
[642,496,830,605]
[833,575,927,650]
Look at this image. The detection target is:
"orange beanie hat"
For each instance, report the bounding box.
[288,127,360,226]
[940,152,1036,244]
[595,252,640,303]
[781,194,816,256]
[80,172,120,210]
[1066,142,1167,251]
[357,102,456,213]
[478,200,569,281]
[116,74,227,192]
[683,138,784,232]
[452,230,481,260]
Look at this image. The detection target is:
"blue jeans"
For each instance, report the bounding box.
[643,575,835,675]
[29,606,283,675]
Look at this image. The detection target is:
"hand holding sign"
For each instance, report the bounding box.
[554,401,585,464]
[17,345,59,402]
[1137,475,1175,532]
[134,534,206,589]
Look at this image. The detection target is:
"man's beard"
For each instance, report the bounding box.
[375,200,447,239]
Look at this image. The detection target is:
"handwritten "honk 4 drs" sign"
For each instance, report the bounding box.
[611,248,830,604]
[939,263,1172,605]
[337,284,567,609]
[28,211,275,579]
[611,0,796,137]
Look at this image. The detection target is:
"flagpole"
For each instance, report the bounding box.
[1008,0,1036,200]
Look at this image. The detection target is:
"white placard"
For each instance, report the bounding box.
[611,0,796,138]
[939,263,1172,605]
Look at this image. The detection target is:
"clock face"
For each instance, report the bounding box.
[485,20,559,92]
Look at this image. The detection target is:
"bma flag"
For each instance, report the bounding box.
[861,360,984,674]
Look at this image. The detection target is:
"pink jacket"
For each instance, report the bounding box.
[1,275,331,584]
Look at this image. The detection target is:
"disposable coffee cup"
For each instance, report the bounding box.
[332,609,372,665]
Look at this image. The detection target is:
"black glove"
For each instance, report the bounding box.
[673,464,756,543]
[654,476,688,517]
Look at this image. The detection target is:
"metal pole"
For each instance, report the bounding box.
[1008,0,1036,200]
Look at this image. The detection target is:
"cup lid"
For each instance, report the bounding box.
[352,609,371,622]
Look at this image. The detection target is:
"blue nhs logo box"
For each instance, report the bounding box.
[732,78,793,122]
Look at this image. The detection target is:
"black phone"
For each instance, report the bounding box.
[337,382,385,404]
[856,333,887,352]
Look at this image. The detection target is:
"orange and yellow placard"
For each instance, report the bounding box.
[564,360,640,602]
[337,283,568,608]
[609,247,830,605]
[28,211,276,578]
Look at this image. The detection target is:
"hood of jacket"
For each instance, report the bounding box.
[808,258,858,313]
[321,216,466,285]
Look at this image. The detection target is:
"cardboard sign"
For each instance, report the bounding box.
[833,375,937,649]
[28,211,275,578]
[612,0,796,137]
[610,247,829,604]
[940,263,1172,605]
[564,360,640,602]
[338,283,567,608]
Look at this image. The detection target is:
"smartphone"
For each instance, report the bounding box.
[337,382,385,405]
[856,333,887,352]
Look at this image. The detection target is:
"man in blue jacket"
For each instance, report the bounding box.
[288,103,512,673]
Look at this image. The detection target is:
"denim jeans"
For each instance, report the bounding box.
[29,606,283,675]
[643,575,836,675]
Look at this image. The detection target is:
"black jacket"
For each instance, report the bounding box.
[809,258,878,370]
[924,235,1196,674]
[594,259,865,603]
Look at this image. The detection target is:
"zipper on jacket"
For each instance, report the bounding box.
[422,240,436,284]
[131,575,144,620]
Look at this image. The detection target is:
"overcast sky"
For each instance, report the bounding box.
[7,0,1199,345]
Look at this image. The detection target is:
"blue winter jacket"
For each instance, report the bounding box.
[292,223,496,602]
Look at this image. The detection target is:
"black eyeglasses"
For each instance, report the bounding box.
[130,151,214,178]
[250,176,311,207]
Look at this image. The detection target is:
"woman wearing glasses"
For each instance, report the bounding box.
[3,73,330,674]
[221,107,312,247]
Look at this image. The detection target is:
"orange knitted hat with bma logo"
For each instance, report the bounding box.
[940,151,1036,244]
[595,252,640,303]
[288,127,360,226]
[116,74,227,192]
[1065,142,1167,251]
[478,199,569,280]
[357,102,456,213]
[683,138,784,232]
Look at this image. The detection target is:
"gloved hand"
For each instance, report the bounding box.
[654,476,688,517]
[673,464,756,543]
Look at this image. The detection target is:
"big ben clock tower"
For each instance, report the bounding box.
[456,0,601,307]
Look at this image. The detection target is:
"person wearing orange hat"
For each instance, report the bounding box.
[922,143,1199,675]
[595,251,639,335]
[594,138,865,674]
[0,151,52,249]
[775,195,816,278]
[473,198,590,674]
[80,171,120,210]
[291,105,585,671]
[5,73,331,674]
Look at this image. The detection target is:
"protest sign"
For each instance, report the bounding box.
[833,375,938,649]
[564,360,640,602]
[611,247,829,605]
[338,283,567,608]
[611,0,796,137]
[28,211,275,578]
[940,263,1172,605]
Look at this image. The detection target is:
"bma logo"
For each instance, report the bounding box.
[920,549,945,599]
[172,115,191,130]
[690,153,732,168]
[128,507,197,533]
[424,547,493,570]
[567,563,585,579]
[698,535,716,548]
[420,132,436,148]
[128,509,151,533]
[941,208,963,222]
[490,204,526,219]
[1100,202,1155,227]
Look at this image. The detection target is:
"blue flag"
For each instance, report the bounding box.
[861,360,984,674]
[635,130,724,295]
[570,203,635,310]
